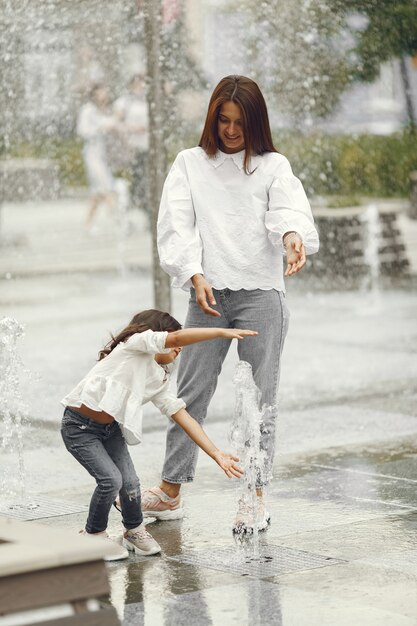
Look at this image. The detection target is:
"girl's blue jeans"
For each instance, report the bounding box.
[161,288,290,487]
[61,407,142,533]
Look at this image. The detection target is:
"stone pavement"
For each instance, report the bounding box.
[1,197,417,625]
[0,196,151,277]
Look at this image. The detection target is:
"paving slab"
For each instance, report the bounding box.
[0,198,151,277]
[122,579,417,626]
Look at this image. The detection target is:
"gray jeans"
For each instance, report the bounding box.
[61,407,142,533]
[162,288,290,487]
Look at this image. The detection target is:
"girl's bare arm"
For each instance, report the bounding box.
[171,408,244,479]
[165,328,257,348]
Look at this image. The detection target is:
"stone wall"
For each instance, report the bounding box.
[307,205,409,285]
[0,159,61,202]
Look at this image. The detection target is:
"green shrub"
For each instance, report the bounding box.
[6,136,86,188]
[275,130,417,199]
[3,130,416,199]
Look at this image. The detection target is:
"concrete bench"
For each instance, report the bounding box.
[0,518,120,625]
[0,159,61,202]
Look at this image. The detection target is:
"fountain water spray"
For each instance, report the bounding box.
[0,317,27,500]
[114,177,130,278]
[360,203,382,300]
[230,361,270,557]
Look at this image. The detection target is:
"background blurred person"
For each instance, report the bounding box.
[77,84,118,228]
[113,75,149,214]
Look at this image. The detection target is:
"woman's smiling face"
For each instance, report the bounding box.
[217,101,245,153]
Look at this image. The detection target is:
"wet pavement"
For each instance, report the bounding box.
[1,199,417,625]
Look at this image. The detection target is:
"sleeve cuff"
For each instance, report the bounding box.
[167,398,186,417]
[171,263,204,291]
[266,216,319,256]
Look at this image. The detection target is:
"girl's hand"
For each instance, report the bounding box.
[213,451,245,479]
[283,231,306,276]
[222,329,258,340]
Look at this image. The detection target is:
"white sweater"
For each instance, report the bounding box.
[157,147,319,292]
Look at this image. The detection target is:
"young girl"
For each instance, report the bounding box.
[61,309,255,560]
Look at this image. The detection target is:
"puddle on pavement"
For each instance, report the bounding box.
[102,432,417,623]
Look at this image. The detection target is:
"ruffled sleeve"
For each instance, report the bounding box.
[157,152,204,290]
[125,330,170,355]
[265,156,319,255]
[151,383,186,418]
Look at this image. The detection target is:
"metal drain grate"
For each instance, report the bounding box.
[169,545,344,577]
[0,496,88,521]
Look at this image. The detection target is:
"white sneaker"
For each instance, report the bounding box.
[256,499,271,531]
[232,496,271,535]
[123,523,161,556]
[79,529,129,561]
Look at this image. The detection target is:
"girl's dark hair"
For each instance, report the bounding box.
[98,309,182,360]
[199,75,277,174]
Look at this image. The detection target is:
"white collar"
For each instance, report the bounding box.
[201,149,261,171]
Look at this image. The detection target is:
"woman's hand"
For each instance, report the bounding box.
[213,451,244,479]
[283,231,306,276]
[191,274,221,317]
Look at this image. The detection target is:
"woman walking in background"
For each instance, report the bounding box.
[77,84,118,228]
[143,75,319,533]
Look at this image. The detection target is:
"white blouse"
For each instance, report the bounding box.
[77,102,116,144]
[157,147,319,292]
[61,330,185,445]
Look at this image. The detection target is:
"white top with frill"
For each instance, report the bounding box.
[157,147,320,292]
[76,102,116,144]
[61,330,185,445]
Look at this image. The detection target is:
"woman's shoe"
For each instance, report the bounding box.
[232,496,271,535]
[141,487,184,520]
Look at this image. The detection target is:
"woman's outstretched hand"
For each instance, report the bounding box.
[283,231,306,276]
[191,274,221,317]
[213,451,244,479]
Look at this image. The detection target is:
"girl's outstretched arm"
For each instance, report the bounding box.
[166,328,257,348]
[171,408,244,479]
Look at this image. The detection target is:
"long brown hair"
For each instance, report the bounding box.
[199,75,277,174]
[98,309,182,360]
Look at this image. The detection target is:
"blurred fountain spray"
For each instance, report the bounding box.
[0,317,28,500]
[360,203,382,304]
[230,361,269,557]
[114,177,130,278]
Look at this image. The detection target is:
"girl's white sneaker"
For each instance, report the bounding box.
[123,523,161,556]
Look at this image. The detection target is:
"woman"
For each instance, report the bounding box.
[143,75,319,532]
